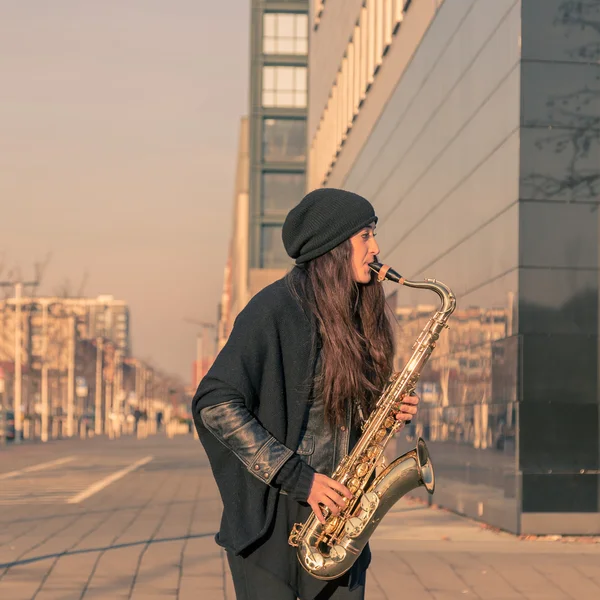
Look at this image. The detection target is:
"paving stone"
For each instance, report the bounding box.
[0,435,598,600]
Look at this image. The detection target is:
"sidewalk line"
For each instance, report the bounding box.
[0,456,76,480]
[66,456,153,504]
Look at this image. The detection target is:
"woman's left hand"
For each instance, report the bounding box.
[395,392,419,422]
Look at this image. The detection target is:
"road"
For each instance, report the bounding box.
[0,435,598,599]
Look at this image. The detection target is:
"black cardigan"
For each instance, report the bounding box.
[192,269,316,554]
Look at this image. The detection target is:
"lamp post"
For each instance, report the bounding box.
[14,283,22,444]
[95,337,104,435]
[41,301,49,442]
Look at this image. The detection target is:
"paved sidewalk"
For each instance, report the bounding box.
[0,435,598,599]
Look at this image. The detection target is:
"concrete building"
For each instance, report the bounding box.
[0,295,130,365]
[86,296,130,355]
[307,0,600,534]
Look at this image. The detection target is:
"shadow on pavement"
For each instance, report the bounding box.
[0,531,217,569]
[0,498,219,525]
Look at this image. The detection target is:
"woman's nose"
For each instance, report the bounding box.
[369,237,380,256]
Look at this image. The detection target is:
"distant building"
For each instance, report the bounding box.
[0,295,130,364]
[218,118,250,348]
[0,294,131,419]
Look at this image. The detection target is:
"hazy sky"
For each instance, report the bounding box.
[0,1,250,382]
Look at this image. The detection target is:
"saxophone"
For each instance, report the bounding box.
[288,262,456,580]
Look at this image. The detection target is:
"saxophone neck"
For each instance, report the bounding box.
[368,262,456,317]
[401,278,456,317]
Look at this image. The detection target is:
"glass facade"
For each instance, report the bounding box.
[263,118,306,162]
[326,0,600,533]
[263,13,308,55]
[261,225,290,268]
[262,66,307,108]
[262,172,306,213]
[249,0,308,273]
[518,0,600,525]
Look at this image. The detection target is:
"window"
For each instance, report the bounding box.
[262,172,306,213]
[263,118,306,162]
[263,13,308,55]
[262,66,307,108]
[261,225,290,268]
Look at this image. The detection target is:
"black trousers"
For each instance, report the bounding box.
[226,551,366,600]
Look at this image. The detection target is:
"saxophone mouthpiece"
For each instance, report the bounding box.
[368,262,404,284]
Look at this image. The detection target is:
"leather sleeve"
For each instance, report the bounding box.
[200,400,294,485]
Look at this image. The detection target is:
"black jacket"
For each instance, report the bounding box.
[192,269,317,554]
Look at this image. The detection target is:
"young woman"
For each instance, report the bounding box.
[192,188,419,600]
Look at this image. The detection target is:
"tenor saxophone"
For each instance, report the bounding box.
[288,262,456,580]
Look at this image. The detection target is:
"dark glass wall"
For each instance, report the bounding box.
[518,0,600,532]
[337,0,600,533]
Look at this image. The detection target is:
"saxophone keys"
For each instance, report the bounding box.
[347,478,361,493]
[366,445,381,459]
[384,416,395,429]
[360,491,379,512]
[329,545,347,563]
[304,547,325,570]
[325,516,340,534]
[345,516,364,538]
[374,428,387,443]
[355,463,370,477]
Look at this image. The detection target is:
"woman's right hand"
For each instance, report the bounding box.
[307,474,353,524]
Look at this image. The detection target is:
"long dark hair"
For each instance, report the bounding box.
[288,239,395,426]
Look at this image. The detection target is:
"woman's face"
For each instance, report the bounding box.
[350,223,380,284]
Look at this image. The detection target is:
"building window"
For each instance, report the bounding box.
[262,66,307,108]
[263,118,306,162]
[263,13,308,55]
[261,225,290,268]
[262,172,306,213]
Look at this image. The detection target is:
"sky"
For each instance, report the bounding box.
[0,1,250,382]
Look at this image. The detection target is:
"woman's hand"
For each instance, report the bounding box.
[395,392,419,422]
[307,474,353,524]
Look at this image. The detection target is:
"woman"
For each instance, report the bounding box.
[192,188,419,599]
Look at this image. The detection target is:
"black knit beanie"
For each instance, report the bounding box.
[282,188,377,264]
